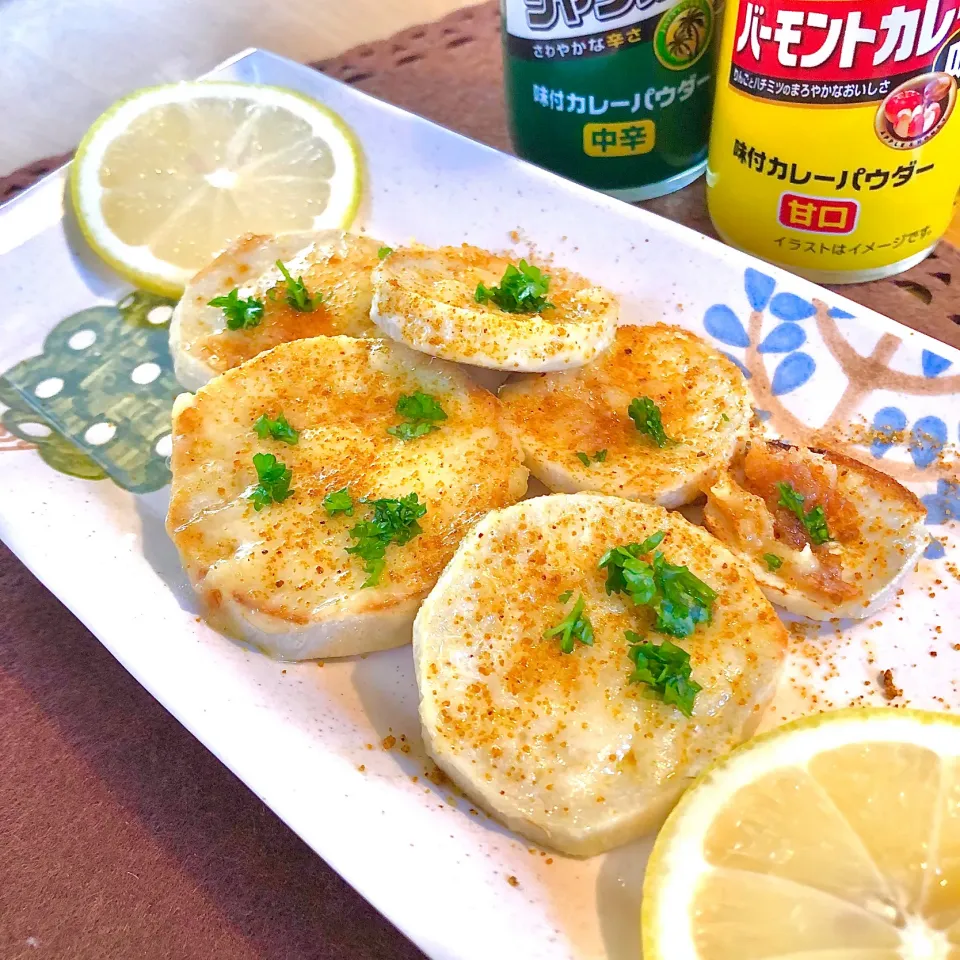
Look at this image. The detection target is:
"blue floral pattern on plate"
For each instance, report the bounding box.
[700,266,960,561]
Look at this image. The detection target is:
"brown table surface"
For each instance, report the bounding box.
[0,542,425,960]
[2,3,959,958]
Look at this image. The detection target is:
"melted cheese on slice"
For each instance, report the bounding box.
[371,244,617,371]
[499,324,751,507]
[170,230,381,390]
[414,493,787,856]
[167,335,528,659]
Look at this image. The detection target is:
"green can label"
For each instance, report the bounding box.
[501,0,719,196]
[654,0,714,70]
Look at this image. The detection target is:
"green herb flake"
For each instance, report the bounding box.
[275,259,320,312]
[577,449,608,467]
[253,412,299,445]
[249,453,293,510]
[763,553,783,571]
[599,531,717,639]
[625,631,701,717]
[323,487,355,517]
[208,288,265,331]
[776,481,832,545]
[474,260,555,314]
[387,392,448,441]
[396,392,446,422]
[387,422,436,441]
[721,412,730,422]
[651,551,718,638]
[598,531,665,603]
[628,397,673,448]
[346,493,427,588]
[377,245,394,259]
[544,592,595,654]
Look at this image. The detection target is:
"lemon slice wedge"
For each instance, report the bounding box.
[643,708,960,960]
[70,82,363,296]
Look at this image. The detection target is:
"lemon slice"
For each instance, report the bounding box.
[643,708,960,960]
[70,82,363,296]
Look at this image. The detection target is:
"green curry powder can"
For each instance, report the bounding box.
[501,0,721,200]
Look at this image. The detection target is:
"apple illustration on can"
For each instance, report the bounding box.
[877,71,957,148]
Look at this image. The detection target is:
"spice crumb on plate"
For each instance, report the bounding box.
[879,668,902,700]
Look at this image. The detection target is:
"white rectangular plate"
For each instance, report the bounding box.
[0,49,956,960]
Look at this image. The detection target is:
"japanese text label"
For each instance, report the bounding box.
[730,0,959,103]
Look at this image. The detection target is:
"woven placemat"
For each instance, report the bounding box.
[313,1,960,347]
[0,5,956,959]
[5,1,957,347]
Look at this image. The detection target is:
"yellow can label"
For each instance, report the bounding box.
[583,119,657,156]
[707,0,960,277]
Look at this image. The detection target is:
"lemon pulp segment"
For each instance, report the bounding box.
[70,82,362,295]
[643,710,960,960]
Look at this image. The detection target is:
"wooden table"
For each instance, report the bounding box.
[947,214,960,247]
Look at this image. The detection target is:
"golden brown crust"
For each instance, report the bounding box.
[498,324,752,506]
[414,494,788,855]
[816,446,925,516]
[178,232,380,380]
[166,335,529,635]
[702,439,927,619]
[756,438,925,517]
[371,244,617,370]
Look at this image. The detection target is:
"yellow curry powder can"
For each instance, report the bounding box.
[706,0,960,283]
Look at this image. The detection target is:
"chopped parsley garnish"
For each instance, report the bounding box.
[389,423,435,442]
[475,260,554,314]
[323,487,355,517]
[598,531,665,603]
[626,631,701,717]
[576,449,608,467]
[721,412,730,422]
[275,259,319,312]
[628,397,673,448]
[763,553,783,571]
[776,481,832,545]
[544,592,594,654]
[346,493,427,588]
[599,531,718,639]
[377,245,394,258]
[208,289,264,330]
[253,412,299,445]
[249,453,293,510]
[387,392,448,441]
